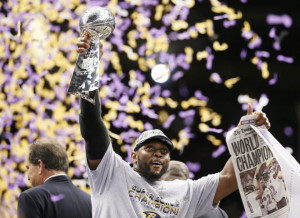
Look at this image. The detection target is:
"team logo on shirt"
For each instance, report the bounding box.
[141,211,162,218]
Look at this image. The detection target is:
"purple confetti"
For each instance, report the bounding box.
[177,32,191,40]
[240,211,247,218]
[168,32,178,41]
[268,73,278,85]
[124,145,133,163]
[214,14,229,21]
[163,114,176,129]
[266,14,293,28]
[248,36,262,49]
[273,40,281,50]
[141,106,159,119]
[184,116,195,126]
[255,51,270,58]
[205,47,214,70]
[50,194,65,202]
[284,126,293,136]
[242,30,254,40]
[189,172,195,179]
[212,144,227,158]
[269,27,276,38]
[119,95,129,105]
[144,122,154,130]
[176,53,190,70]
[208,128,223,133]
[256,58,263,70]
[162,90,171,97]
[179,109,195,118]
[121,129,140,144]
[138,44,146,56]
[240,48,247,60]
[150,27,167,38]
[277,55,294,63]
[179,85,189,97]
[210,72,222,84]
[186,161,201,172]
[223,20,236,28]
[194,90,209,101]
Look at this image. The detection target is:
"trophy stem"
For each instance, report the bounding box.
[67,41,100,104]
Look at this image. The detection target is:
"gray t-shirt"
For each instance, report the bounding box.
[87,144,220,218]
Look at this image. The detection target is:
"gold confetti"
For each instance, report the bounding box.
[154,4,164,21]
[166,98,178,109]
[213,41,228,51]
[122,45,139,61]
[224,77,240,89]
[261,62,269,79]
[181,97,207,109]
[198,123,209,132]
[185,46,194,63]
[196,50,209,61]
[127,116,144,131]
[171,20,189,31]
[206,135,222,146]
[158,110,169,123]
[195,20,215,36]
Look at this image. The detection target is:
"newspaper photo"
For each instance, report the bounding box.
[226,115,290,218]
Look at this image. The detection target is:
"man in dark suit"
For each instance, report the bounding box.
[18,138,92,218]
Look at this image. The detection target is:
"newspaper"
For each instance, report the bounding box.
[226,115,290,218]
[256,124,300,218]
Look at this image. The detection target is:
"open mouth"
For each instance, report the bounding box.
[151,161,162,166]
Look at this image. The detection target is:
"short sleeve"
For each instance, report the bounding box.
[86,143,127,196]
[192,173,220,217]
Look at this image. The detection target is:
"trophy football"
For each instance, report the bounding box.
[68,6,115,104]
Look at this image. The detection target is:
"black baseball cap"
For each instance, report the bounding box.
[133,129,174,151]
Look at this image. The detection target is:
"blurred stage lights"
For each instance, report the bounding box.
[151,64,170,83]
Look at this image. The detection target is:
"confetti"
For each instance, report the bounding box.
[266,14,293,28]
[212,144,227,158]
[283,126,293,137]
[277,54,294,63]
[50,194,65,202]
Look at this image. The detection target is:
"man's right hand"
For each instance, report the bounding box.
[76,31,103,60]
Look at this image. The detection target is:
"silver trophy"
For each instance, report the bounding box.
[68,6,115,104]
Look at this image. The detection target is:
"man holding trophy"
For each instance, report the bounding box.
[71,6,271,218]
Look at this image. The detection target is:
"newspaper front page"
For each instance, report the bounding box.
[226,115,290,218]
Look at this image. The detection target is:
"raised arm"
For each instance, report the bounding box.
[78,32,110,170]
[213,157,237,205]
[213,104,270,204]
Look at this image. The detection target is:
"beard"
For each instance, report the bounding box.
[137,156,168,181]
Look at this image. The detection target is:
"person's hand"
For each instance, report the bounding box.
[246,103,271,129]
[76,31,103,60]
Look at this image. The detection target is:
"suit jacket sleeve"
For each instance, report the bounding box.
[18,192,41,218]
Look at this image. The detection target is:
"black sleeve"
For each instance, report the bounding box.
[79,91,110,160]
[18,193,41,218]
